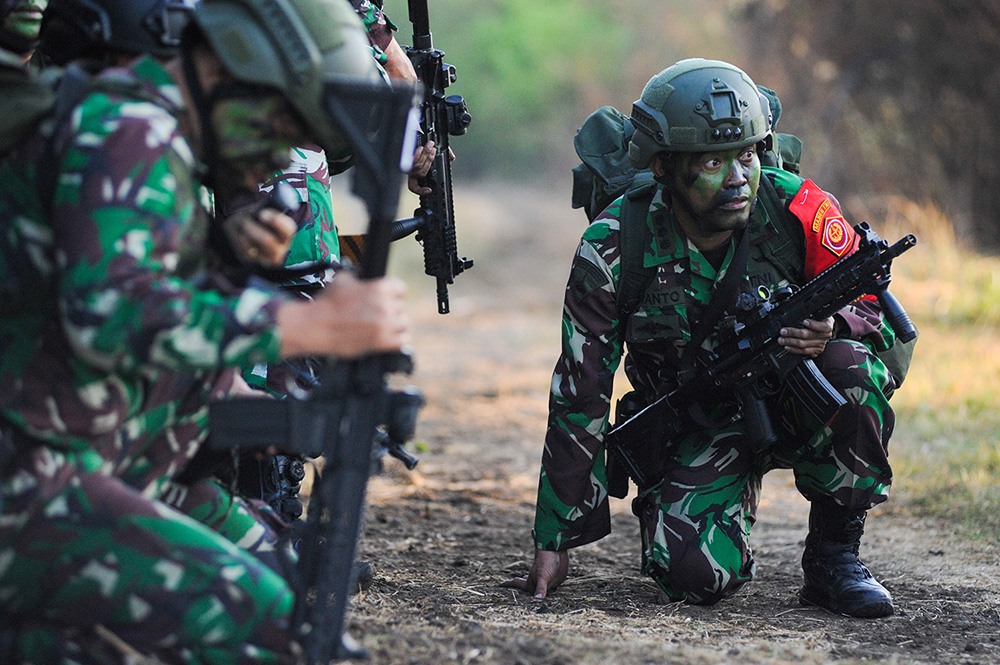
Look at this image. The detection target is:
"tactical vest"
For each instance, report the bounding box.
[616,166,806,328]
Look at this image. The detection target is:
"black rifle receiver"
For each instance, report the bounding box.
[605,223,917,492]
[396,0,473,314]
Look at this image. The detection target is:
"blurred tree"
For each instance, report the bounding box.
[394,0,749,180]
[738,0,1000,250]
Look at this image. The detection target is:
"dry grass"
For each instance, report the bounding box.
[870,196,1000,537]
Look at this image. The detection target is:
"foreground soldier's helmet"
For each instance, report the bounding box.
[40,0,194,65]
[192,0,381,156]
[628,58,773,169]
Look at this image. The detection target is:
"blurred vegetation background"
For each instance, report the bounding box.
[385,1,1000,538]
[407,0,1000,250]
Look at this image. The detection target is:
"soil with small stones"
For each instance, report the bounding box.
[332,183,1000,665]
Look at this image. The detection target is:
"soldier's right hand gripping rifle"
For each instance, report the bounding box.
[391,0,473,314]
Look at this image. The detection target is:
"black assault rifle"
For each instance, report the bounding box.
[207,80,423,662]
[391,0,473,314]
[605,223,917,493]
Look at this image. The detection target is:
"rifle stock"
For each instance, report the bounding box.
[605,223,917,493]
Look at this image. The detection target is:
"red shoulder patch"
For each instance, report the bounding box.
[787,179,859,280]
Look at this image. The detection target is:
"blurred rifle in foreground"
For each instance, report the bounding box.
[208,80,423,662]
[605,223,918,495]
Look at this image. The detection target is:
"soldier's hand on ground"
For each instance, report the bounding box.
[500,549,569,599]
[778,316,835,358]
[224,208,297,267]
[277,271,410,359]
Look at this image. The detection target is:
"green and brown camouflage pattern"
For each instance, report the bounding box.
[0,447,298,663]
[0,56,285,454]
[533,177,897,604]
[0,56,298,661]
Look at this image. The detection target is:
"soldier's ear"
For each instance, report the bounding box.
[650,153,667,178]
[650,153,675,180]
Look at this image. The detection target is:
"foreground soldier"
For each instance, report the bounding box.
[506,59,904,618]
[0,0,409,662]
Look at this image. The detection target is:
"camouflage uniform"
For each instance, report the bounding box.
[0,57,300,663]
[533,170,898,604]
[241,0,398,393]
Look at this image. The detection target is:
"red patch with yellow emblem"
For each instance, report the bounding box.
[821,216,852,256]
[787,178,860,279]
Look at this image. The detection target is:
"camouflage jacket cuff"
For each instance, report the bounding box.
[532,515,611,552]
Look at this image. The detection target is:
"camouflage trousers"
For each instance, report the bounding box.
[0,445,300,664]
[633,338,895,605]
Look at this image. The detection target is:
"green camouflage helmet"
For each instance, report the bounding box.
[628,58,773,169]
[192,0,380,155]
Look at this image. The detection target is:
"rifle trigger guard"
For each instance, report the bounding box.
[687,400,739,431]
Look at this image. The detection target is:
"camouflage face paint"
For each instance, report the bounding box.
[2,0,46,41]
[671,146,761,235]
[210,93,301,181]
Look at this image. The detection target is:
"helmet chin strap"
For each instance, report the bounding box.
[180,45,223,192]
[0,30,37,58]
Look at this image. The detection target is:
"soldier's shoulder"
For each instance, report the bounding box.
[76,60,179,129]
[583,197,624,244]
[762,166,805,201]
[581,221,621,262]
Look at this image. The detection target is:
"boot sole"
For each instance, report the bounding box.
[799,587,894,618]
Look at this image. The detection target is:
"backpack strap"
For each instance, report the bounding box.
[753,169,804,284]
[35,64,97,215]
[615,174,657,322]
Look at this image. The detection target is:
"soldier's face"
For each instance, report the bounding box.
[210,93,305,185]
[664,145,761,234]
[3,0,46,41]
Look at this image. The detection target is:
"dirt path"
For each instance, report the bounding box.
[339,183,1000,664]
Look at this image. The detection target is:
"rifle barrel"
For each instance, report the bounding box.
[884,234,917,262]
[407,0,432,48]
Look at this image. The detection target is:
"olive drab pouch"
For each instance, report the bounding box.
[571,106,640,223]
[0,55,58,317]
[755,84,804,174]
[878,332,917,387]
[0,51,55,157]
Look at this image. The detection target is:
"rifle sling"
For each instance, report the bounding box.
[679,225,750,372]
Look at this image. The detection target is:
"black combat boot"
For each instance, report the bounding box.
[799,500,894,618]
